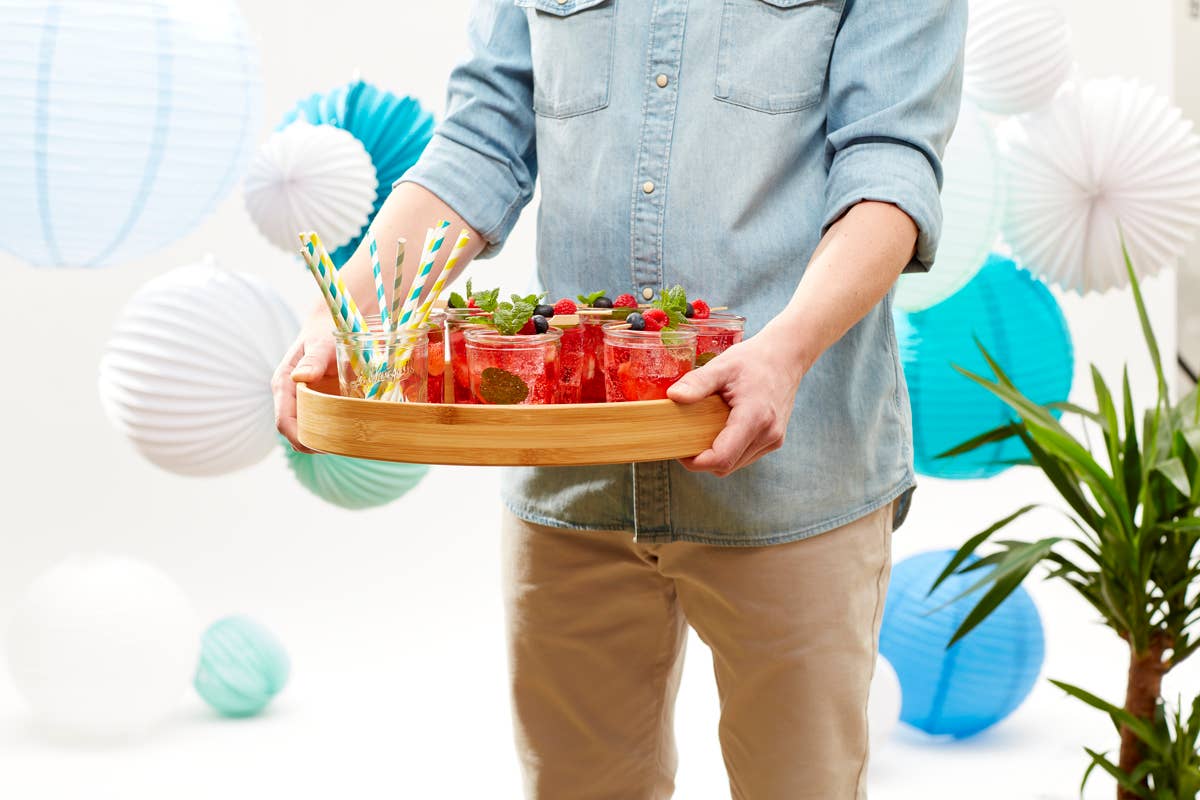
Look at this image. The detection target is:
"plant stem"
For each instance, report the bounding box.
[1118,640,1168,800]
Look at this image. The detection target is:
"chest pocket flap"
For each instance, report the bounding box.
[515,0,616,119]
[515,0,609,14]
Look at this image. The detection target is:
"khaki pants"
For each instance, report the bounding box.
[501,505,894,800]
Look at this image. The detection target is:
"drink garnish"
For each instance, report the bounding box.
[479,366,530,404]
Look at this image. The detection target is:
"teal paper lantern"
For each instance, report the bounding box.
[880,550,1045,738]
[0,0,261,268]
[895,253,1074,479]
[283,440,429,510]
[194,616,290,718]
[279,80,434,266]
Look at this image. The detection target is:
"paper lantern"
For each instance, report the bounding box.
[1002,78,1200,293]
[895,253,1074,480]
[0,0,261,268]
[194,616,290,718]
[879,550,1045,738]
[98,257,299,476]
[894,101,1003,312]
[964,0,1073,116]
[4,555,199,739]
[280,80,434,265]
[244,121,378,254]
[869,656,902,750]
[283,442,429,510]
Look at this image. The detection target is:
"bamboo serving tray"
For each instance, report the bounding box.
[296,378,731,466]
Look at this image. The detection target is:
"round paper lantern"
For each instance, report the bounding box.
[895,100,1003,312]
[194,616,290,718]
[869,656,902,750]
[98,257,299,477]
[283,442,429,510]
[895,253,1074,480]
[4,555,199,739]
[0,0,261,268]
[244,121,378,254]
[1003,78,1200,293]
[964,0,1073,116]
[280,80,434,265]
[879,550,1045,738]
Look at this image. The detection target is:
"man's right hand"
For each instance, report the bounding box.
[273,315,336,453]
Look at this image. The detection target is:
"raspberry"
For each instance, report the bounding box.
[691,299,711,319]
[642,308,669,332]
[553,298,577,315]
[518,318,536,335]
[613,293,638,308]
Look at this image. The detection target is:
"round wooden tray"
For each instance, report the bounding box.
[296,378,730,466]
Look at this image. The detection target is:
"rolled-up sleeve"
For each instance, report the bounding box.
[400,0,537,258]
[822,0,967,272]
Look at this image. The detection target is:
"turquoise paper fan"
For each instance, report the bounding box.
[282,439,429,510]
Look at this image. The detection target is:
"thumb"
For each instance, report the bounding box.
[291,339,334,382]
[668,359,726,404]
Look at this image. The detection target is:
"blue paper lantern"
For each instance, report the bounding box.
[0,0,261,268]
[195,615,290,718]
[879,550,1045,738]
[283,440,429,510]
[279,80,434,266]
[895,253,1074,479]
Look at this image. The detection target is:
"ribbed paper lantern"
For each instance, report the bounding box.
[964,0,1073,116]
[98,257,299,476]
[283,443,429,510]
[879,550,1045,738]
[0,0,261,268]
[279,80,434,265]
[194,616,290,718]
[1002,78,1200,293]
[895,254,1074,480]
[895,100,1003,312]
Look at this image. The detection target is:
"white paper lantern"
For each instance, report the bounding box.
[245,121,378,254]
[0,0,261,268]
[5,555,200,739]
[964,0,1073,116]
[869,656,903,750]
[98,257,299,476]
[895,100,1003,311]
[1002,78,1200,293]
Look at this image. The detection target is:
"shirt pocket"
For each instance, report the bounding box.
[714,0,845,114]
[514,0,617,119]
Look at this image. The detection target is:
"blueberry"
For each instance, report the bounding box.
[626,312,646,331]
[532,314,550,334]
[593,296,614,309]
[534,303,555,318]
[684,302,695,318]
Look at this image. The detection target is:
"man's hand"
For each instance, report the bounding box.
[667,327,806,477]
[272,315,337,453]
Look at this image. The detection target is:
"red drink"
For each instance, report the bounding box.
[555,320,584,404]
[425,309,446,403]
[465,327,563,405]
[602,325,697,402]
[579,310,614,403]
[691,313,746,366]
[446,308,492,404]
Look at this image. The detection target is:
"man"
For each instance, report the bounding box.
[275,1,966,797]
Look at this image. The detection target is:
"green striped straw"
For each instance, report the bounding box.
[389,238,407,334]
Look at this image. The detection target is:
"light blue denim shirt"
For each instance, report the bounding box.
[403,0,967,545]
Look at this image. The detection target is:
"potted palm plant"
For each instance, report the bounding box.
[931,247,1200,799]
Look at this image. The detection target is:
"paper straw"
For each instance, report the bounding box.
[369,231,389,333]
[397,227,438,329]
[297,239,345,333]
[306,232,369,343]
[388,238,407,333]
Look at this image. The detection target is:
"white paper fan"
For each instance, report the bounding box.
[98,256,299,476]
[244,121,378,253]
[964,0,1073,116]
[1002,78,1200,293]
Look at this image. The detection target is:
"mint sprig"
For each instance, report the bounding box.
[448,291,467,309]
[491,299,536,335]
[466,278,501,312]
[651,285,689,329]
[577,290,607,306]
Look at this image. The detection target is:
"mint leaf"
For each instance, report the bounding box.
[479,367,529,404]
[661,328,691,348]
[491,300,535,335]
[696,352,717,366]
[469,284,500,312]
[577,290,607,306]
[511,292,541,307]
[465,278,474,298]
[448,291,467,309]
[651,285,689,329]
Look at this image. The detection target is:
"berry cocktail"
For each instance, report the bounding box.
[690,312,745,366]
[601,324,697,402]
[465,327,562,405]
[446,307,492,404]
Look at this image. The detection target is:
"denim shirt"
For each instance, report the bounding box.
[403,0,966,545]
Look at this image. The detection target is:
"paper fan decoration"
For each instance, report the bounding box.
[99,257,298,476]
[895,100,1003,311]
[964,0,1073,116]
[279,80,435,265]
[1002,78,1200,293]
[283,443,428,510]
[245,121,378,253]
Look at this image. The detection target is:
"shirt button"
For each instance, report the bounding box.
[556,0,567,4]
[656,74,669,88]
[642,181,655,194]
[641,287,655,300]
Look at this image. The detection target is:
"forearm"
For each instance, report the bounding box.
[765,201,918,373]
[302,182,485,326]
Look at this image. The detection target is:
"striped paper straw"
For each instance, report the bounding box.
[388,238,407,333]
[307,232,369,343]
[396,227,438,329]
[297,235,369,380]
[369,231,389,333]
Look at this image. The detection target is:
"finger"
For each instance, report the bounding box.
[273,360,315,454]
[291,336,336,382]
[667,358,730,404]
[679,404,760,475]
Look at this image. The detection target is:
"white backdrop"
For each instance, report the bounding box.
[0,1,1191,798]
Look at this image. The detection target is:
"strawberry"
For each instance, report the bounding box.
[691,299,711,319]
[642,308,669,332]
[518,318,536,335]
[613,293,638,309]
[553,298,577,315]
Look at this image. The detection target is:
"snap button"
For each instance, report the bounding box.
[642,181,655,194]
[656,74,669,88]
[641,287,654,300]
